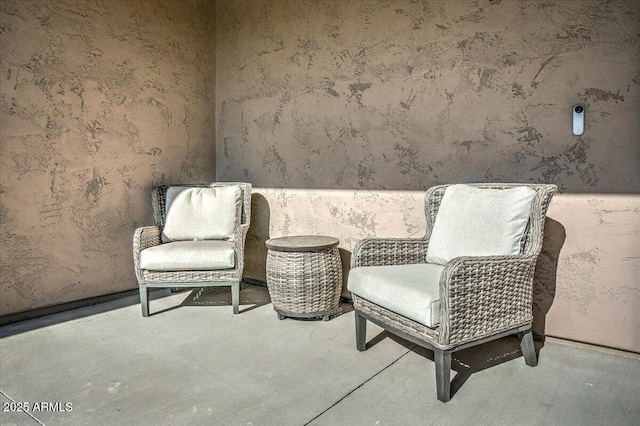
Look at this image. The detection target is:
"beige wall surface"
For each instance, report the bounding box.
[219,1,640,351]
[0,0,216,316]
[543,194,639,353]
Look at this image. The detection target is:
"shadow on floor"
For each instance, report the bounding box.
[0,290,158,338]
[0,282,269,338]
[154,284,354,321]
[366,331,543,398]
[176,283,272,315]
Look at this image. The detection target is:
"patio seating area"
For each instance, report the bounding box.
[1,285,638,425]
[2,0,640,424]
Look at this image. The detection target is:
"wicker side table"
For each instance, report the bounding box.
[265,236,343,321]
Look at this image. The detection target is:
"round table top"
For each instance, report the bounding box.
[265,235,339,252]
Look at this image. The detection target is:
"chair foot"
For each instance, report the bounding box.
[355,310,367,351]
[231,282,240,314]
[139,285,149,317]
[520,329,538,367]
[435,349,451,403]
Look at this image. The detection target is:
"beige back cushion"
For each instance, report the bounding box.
[161,187,188,243]
[162,186,241,242]
[425,185,536,265]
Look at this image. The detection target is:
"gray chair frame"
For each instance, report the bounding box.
[133,182,251,316]
[350,183,557,402]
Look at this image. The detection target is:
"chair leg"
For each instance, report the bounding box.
[520,329,538,367]
[139,285,149,317]
[355,310,367,351]
[435,349,451,403]
[231,281,240,314]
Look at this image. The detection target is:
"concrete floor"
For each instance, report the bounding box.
[1,284,638,426]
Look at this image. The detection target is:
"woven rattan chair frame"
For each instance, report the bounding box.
[133,182,252,316]
[350,183,557,402]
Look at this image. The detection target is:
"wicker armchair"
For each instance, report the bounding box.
[348,183,557,402]
[133,183,251,316]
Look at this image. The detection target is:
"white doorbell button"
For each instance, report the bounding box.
[573,105,584,135]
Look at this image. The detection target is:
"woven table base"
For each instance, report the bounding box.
[266,246,342,321]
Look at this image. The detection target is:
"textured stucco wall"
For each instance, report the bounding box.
[542,194,639,353]
[245,188,426,296]
[219,1,640,352]
[0,0,216,316]
[217,0,639,192]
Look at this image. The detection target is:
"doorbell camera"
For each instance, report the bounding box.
[573,105,584,135]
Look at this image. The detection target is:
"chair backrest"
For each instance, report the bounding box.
[424,183,557,257]
[151,182,252,229]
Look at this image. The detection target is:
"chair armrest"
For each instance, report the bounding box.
[439,254,538,346]
[351,238,429,268]
[134,226,162,252]
[133,226,161,281]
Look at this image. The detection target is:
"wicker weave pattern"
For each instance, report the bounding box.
[266,247,342,315]
[133,226,161,281]
[133,183,251,286]
[351,238,429,268]
[351,183,557,351]
[440,255,536,346]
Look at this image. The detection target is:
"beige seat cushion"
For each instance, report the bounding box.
[348,263,444,328]
[140,240,235,271]
[426,185,536,265]
[162,186,241,242]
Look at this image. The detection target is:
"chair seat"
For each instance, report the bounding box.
[348,263,444,328]
[140,240,235,271]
